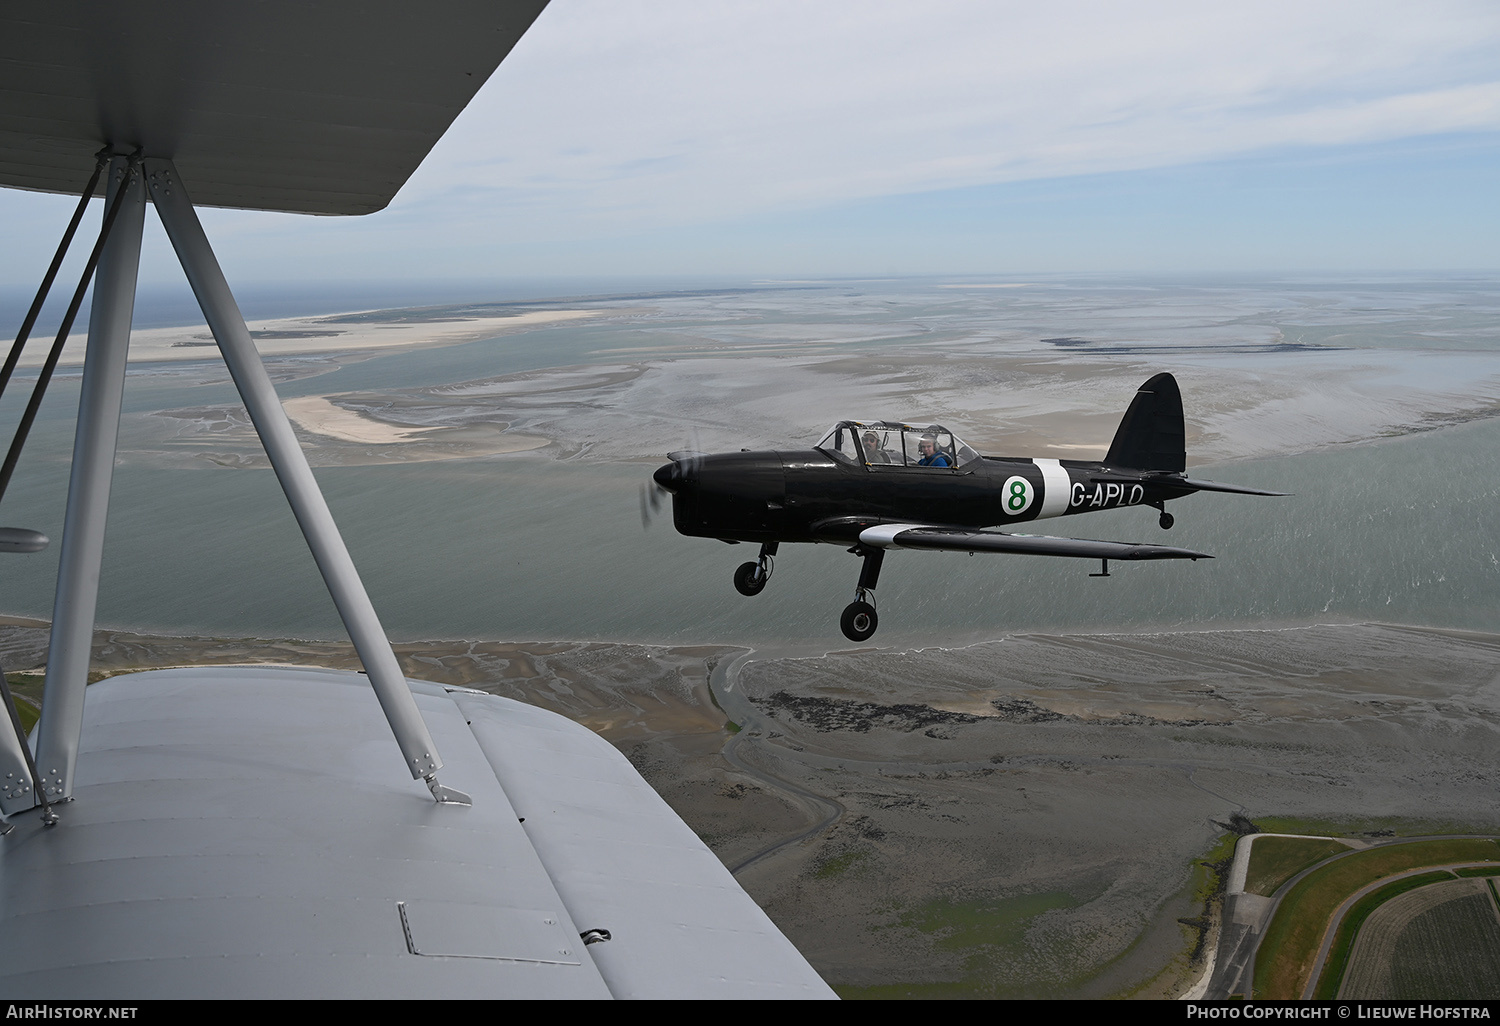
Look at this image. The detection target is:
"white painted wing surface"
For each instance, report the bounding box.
[0,668,835,999]
[858,523,1212,561]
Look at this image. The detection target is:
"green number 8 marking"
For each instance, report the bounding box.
[1007,480,1028,511]
[1002,475,1033,514]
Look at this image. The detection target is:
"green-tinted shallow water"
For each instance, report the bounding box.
[0,276,1495,649]
[0,391,1495,648]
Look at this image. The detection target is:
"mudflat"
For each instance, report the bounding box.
[4,617,1496,997]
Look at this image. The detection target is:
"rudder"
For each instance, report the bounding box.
[1104,373,1185,472]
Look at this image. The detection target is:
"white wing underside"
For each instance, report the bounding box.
[858,523,1212,561]
[0,1,549,214]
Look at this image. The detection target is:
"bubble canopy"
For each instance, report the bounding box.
[816,420,980,469]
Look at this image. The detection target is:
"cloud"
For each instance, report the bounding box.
[394,0,1500,234]
[5,0,1498,282]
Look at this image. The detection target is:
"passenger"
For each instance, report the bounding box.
[916,434,951,467]
[862,431,891,464]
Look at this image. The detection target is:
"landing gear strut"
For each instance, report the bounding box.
[733,542,777,596]
[839,547,884,642]
[1151,500,1174,530]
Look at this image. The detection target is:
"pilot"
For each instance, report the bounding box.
[916,434,951,467]
[862,431,891,464]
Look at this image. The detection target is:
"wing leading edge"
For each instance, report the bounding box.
[857,523,1212,561]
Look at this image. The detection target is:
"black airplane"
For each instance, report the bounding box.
[649,373,1284,642]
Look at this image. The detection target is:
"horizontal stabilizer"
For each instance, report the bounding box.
[1087,471,1288,497]
[858,524,1211,561]
[1179,477,1289,497]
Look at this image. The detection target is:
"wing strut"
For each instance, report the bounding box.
[0,152,138,507]
[0,150,107,402]
[0,153,117,820]
[147,160,468,805]
[19,157,466,809]
[31,154,149,806]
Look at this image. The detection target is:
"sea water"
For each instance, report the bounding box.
[0,274,1495,649]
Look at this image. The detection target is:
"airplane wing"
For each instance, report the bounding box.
[0,0,839,1000]
[857,523,1212,561]
[0,1,550,215]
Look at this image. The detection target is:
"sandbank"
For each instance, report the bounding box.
[137,391,553,467]
[281,396,443,444]
[275,394,550,458]
[8,308,606,367]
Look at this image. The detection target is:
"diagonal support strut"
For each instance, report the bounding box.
[144,159,467,804]
[33,154,147,805]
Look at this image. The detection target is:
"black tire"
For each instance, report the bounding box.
[840,601,878,642]
[733,561,766,596]
[1159,511,1175,530]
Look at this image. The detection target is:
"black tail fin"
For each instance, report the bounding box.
[1104,373,1185,473]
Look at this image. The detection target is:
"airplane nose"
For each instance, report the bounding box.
[653,462,683,492]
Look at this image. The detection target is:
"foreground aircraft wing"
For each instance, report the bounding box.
[0,0,837,1000]
[857,523,1212,561]
[0,1,551,215]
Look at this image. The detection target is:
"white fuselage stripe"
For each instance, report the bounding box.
[1034,459,1071,519]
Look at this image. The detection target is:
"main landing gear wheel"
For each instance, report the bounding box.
[733,561,767,596]
[840,601,878,642]
[1159,511,1175,530]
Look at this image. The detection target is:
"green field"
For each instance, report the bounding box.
[1253,838,1500,998]
[1245,836,1353,897]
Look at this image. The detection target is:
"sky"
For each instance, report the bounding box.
[3,0,1500,287]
